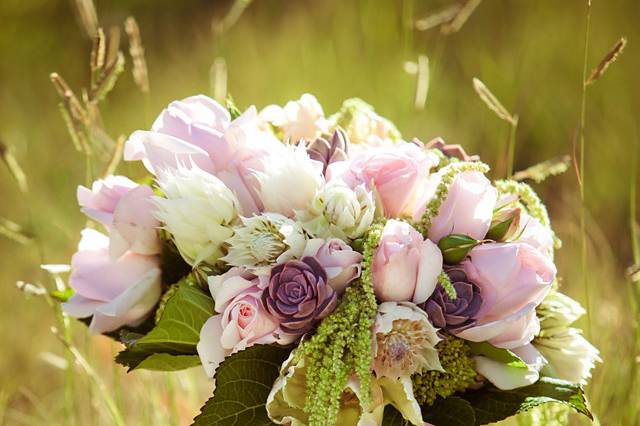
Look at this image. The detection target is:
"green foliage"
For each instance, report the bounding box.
[225,95,243,120]
[192,344,291,426]
[412,337,477,406]
[293,221,382,426]
[467,342,528,370]
[116,276,214,371]
[389,377,591,426]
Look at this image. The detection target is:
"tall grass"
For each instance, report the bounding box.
[1,0,638,424]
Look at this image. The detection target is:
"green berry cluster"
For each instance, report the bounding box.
[295,221,383,426]
[415,162,490,236]
[411,336,477,406]
[438,271,457,300]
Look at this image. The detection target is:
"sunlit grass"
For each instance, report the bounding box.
[0,0,638,425]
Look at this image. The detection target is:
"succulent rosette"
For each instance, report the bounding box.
[59,93,599,426]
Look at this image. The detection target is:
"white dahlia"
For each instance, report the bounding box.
[154,165,239,266]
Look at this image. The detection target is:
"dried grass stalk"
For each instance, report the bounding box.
[512,155,571,183]
[441,0,482,34]
[103,135,126,177]
[210,57,228,102]
[414,54,430,109]
[125,17,150,94]
[0,217,32,245]
[72,0,99,38]
[414,4,462,32]
[586,36,627,86]
[472,77,516,124]
[0,141,28,193]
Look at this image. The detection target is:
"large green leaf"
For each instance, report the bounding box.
[192,344,292,426]
[116,278,214,371]
[423,397,477,426]
[461,377,592,425]
[385,377,590,426]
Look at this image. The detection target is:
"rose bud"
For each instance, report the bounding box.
[486,207,521,242]
[437,234,482,265]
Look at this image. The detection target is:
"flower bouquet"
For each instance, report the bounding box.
[59,93,599,425]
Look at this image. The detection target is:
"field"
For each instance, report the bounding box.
[0,0,638,424]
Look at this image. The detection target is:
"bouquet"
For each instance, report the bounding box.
[59,93,600,425]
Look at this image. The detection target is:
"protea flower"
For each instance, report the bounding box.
[221,213,307,271]
[373,301,442,379]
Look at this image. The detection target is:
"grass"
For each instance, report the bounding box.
[0,0,639,424]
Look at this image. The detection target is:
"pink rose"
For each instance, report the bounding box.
[303,238,363,294]
[77,175,137,227]
[125,95,285,215]
[63,229,162,334]
[372,220,442,304]
[327,143,439,218]
[197,268,285,377]
[456,242,556,348]
[421,170,498,244]
[517,212,554,258]
[77,176,161,257]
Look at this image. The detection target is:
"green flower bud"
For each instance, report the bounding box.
[486,207,521,242]
[437,234,481,265]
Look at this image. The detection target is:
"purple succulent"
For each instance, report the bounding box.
[262,257,337,334]
[418,137,479,162]
[306,128,349,174]
[421,268,483,332]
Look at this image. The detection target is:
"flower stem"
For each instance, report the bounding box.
[506,115,519,178]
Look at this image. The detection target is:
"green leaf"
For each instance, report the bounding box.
[438,234,481,264]
[468,342,528,369]
[192,345,291,426]
[422,397,476,426]
[115,277,214,371]
[461,377,592,425]
[135,353,201,371]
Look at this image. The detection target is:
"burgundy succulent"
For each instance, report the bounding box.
[262,257,337,334]
[306,128,349,174]
[421,268,483,332]
[418,137,479,162]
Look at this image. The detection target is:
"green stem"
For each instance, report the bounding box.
[506,115,519,178]
[578,0,592,340]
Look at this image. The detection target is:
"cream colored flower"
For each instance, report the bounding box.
[257,144,324,216]
[266,352,425,426]
[260,93,329,142]
[373,301,442,379]
[221,213,307,270]
[154,164,239,266]
[534,291,601,384]
[295,180,374,240]
[329,98,401,147]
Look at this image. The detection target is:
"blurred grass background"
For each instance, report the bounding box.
[0,0,638,424]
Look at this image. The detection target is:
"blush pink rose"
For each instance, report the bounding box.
[327,142,439,218]
[372,220,442,304]
[517,212,554,258]
[77,176,161,257]
[303,238,363,294]
[63,229,162,334]
[125,95,285,215]
[197,268,286,377]
[456,242,556,349]
[419,170,498,244]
